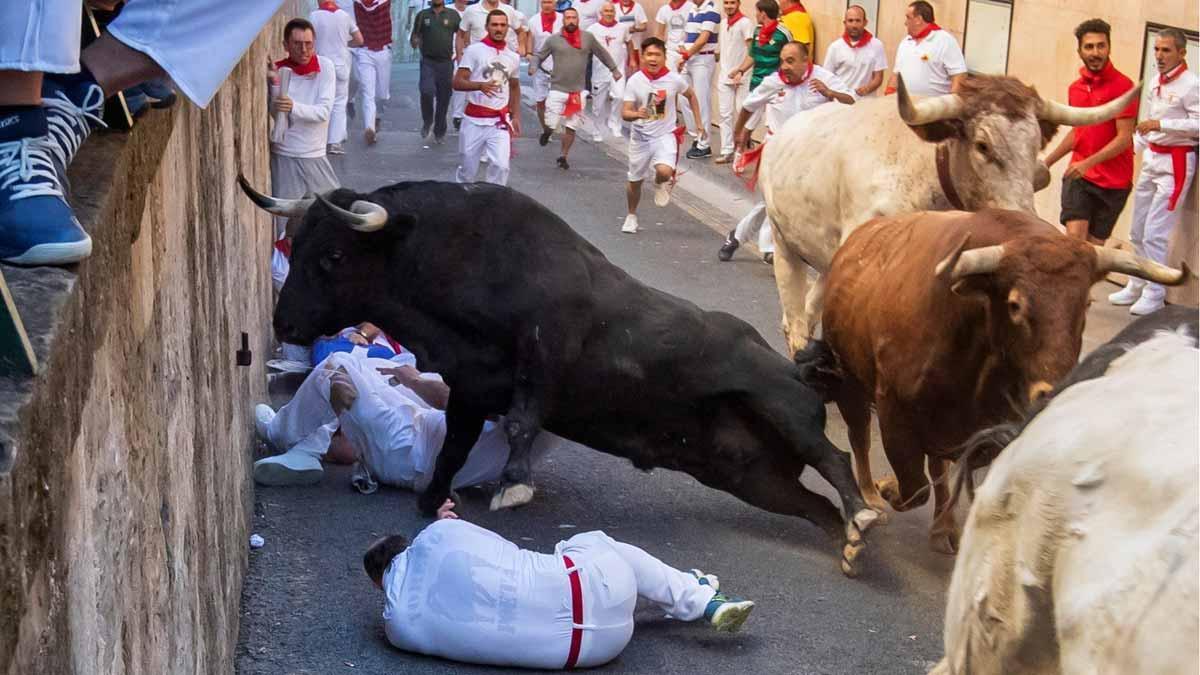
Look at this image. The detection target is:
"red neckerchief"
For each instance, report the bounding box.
[781,3,805,16]
[780,62,813,86]
[911,22,940,41]
[273,237,291,258]
[843,29,871,48]
[318,1,340,11]
[619,0,635,11]
[275,56,321,76]
[357,0,382,9]
[599,18,617,27]
[563,27,582,48]
[642,66,669,81]
[481,35,507,51]
[1158,61,1188,95]
[540,10,557,33]
[757,20,778,45]
[727,11,745,26]
[668,0,686,10]
[1079,59,1117,87]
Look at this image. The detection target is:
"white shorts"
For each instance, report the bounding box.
[532,70,552,102]
[627,134,678,181]
[544,89,588,131]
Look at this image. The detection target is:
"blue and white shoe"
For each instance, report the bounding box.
[0,109,92,265]
[704,592,755,632]
[41,74,106,173]
[690,568,720,591]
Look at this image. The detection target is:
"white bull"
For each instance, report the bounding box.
[931,330,1199,675]
[759,74,1141,356]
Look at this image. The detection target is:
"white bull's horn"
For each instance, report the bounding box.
[1038,82,1143,126]
[237,173,314,216]
[897,73,964,126]
[315,193,389,232]
[940,244,1006,282]
[1094,246,1190,285]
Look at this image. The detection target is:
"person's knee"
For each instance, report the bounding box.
[654,165,673,182]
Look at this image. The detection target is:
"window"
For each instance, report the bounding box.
[1139,24,1200,121]
[963,0,1012,75]
[847,0,880,34]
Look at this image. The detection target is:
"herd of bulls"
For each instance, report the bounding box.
[239,70,1197,670]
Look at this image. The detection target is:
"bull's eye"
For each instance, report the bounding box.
[320,250,344,273]
[975,141,991,156]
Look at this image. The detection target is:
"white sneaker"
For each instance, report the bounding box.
[1130,294,1165,316]
[653,179,673,207]
[254,404,276,445]
[621,214,639,233]
[592,134,605,143]
[1108,280,1145,306]
[253,448,324,486]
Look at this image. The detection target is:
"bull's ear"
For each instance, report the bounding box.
[907,119,964,143]
[1038,121,1059,148]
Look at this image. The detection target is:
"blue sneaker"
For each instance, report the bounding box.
[0,109,92,265]
[41,74,106,173]
[703,592,755,632]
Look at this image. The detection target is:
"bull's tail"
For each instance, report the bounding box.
[793,339,843,403]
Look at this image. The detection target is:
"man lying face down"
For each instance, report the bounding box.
[363,501,756,668]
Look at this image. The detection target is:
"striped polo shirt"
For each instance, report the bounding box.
[683,0,720,54]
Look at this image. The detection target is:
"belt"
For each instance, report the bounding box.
[563,555,583,669]
[1149,142,1198,212]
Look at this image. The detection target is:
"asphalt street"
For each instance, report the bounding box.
[235,63,1134,675]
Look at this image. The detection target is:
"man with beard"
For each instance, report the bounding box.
[822,4,886,99]
[529,7,621,169]
[453,10,521,184]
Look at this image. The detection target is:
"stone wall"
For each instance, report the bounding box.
[0,8,291,674]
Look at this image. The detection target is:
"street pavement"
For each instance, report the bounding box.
[235,63,1135,675]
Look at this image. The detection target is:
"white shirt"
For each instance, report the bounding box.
[893,29,966,96]
[587,21,631,81]
[528,10,563,71]
[574,0,603,30]
[823,34,887,98]
[310,7,359,67]
[458,40,520,121]
[461,2,522,47]
[272,55,336,158]
[1139,66,1200,148]
[741,65,852,134]
[655,2,690,50]
[615,1,649,48]
[505,6,528,52]
[718,14,754,76]
[623,69,689,140]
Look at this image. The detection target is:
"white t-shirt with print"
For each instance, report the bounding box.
[893,29,966,96]
[623,69,689,140]
[655,2,690,50]
[587,21,632,81]
[615,1,649,50]
[458,40,520,122]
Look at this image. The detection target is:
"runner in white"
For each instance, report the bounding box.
[719,41,853,263]
[676,0,721,158]
[500,0,530,54]
[352,0,394,145]
[453,10,522,185]
[365,503,756,669]
[449,0,470,130]
[310,1,364,154]
[621,37,705,233]
[821,4,886,99]
[587,3,633,140]
[614,0,649,70]
[715,0,753,163]
[459,0,526,55]
[573,0,603,31]
[528,0,564,137]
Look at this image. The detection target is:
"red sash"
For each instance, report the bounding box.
[1150,142,1197,211]
[563,91,584,118]
[465,102,517,157]
[563,556,583,669]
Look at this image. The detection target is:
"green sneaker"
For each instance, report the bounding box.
[704,593,755,632]
[689,569,720,591]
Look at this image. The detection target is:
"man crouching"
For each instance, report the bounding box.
[364,501,756,668]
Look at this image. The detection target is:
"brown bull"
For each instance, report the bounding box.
[810,209,1186,554]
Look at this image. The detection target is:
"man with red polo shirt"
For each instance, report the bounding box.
[353,0,394,145]
[1043,18,1138,244]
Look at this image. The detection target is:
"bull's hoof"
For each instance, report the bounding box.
[840,540,866,578]
[852,508,880,535]
[489,483,535,511]
[928,529,960,556]
[840,512,875,578]
[862,493,892,524]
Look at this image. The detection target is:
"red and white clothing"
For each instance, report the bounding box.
[623,68,689,180]
[455,40,520,185]
[1069,60,1139,190]
[615,0,648,64]
[529,10,564,102]
[716,12,754,156]
[353,0,393,133]
[272,55,337,158]
[588,19,632,137]
[461,2,523,49]
[893,26,965,96]
[1128,63,1199,303]
[450,2,470,119]
[382,521,716,669]
[310,3,359,144]
[573,0,602,30]
[823,31,887,99]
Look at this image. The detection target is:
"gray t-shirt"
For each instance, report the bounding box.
[530,32,619,93]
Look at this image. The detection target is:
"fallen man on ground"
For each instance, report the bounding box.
[363,500,756,668]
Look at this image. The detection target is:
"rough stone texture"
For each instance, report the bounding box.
[0,9,293,672]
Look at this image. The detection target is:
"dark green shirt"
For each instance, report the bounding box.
[412,7,461,62]
[749,25,790,90]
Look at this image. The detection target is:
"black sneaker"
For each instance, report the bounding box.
[420,123,432,139]
[539,127,553,146]
[717,230,739,261]
[453,117,461,131]
[687,144,713,159]
[556,156,569,170]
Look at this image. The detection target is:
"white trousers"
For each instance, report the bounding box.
[1129,148,1197,302]
[732,200,775,253]
[545,89,589,132]
[328,59,351,144]
[716,76,748,157]
[557,531,717,667]
[591,77,624,138]
[679,53,714,148]
[354,46,392,132]
[456,120,511,185]
[1,0,283,107]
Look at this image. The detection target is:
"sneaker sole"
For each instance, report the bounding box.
[653,188,671,207]
[711,601,754,632]
[3,238,93,266]
[253,463,323,487]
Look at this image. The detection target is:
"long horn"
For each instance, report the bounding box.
[934,232,971,282]
[1038,82,1143,126]
[237,173,314,216]
[1094,246,1190,286]
[315,193,389,232]
[939,244,1006,282]
[897,72,965,126]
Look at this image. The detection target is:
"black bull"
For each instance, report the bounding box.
[243,178,879,576]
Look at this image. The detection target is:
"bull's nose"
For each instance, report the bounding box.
[1029,381,1054,404]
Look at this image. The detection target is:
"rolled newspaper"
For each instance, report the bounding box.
[270,67,292,144]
